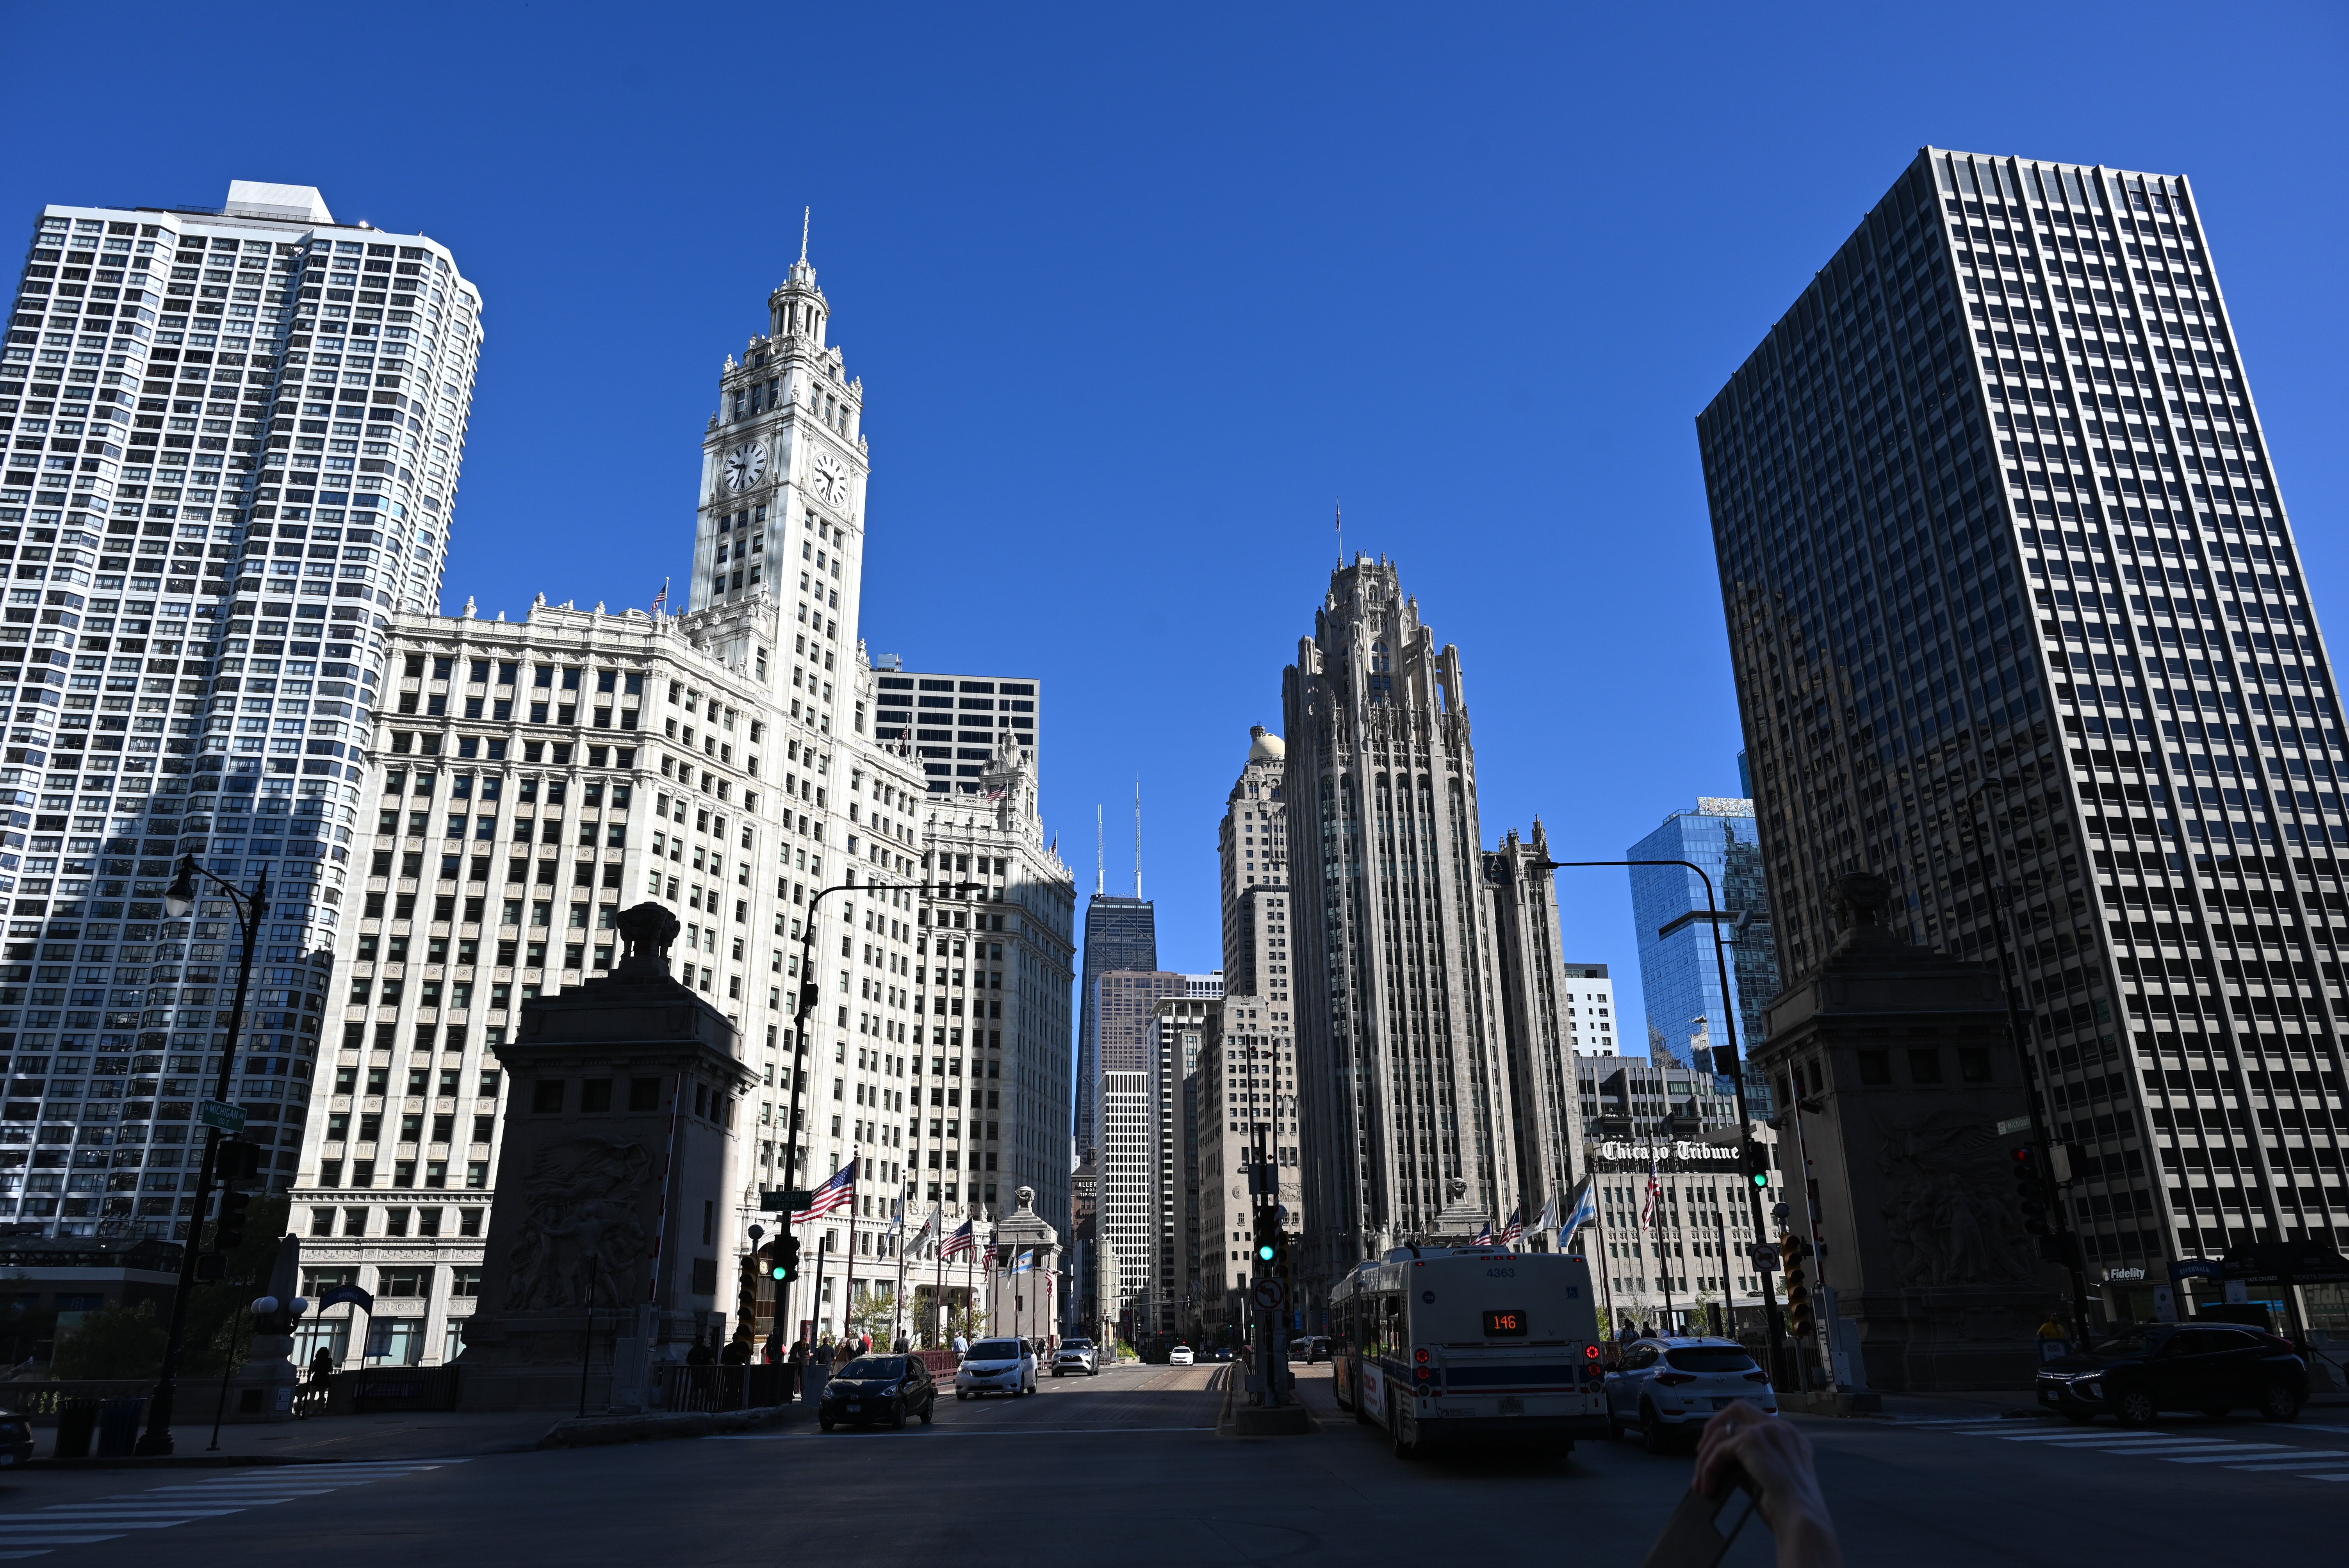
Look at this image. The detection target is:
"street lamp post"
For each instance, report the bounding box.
[773,875,982,1342]
[136,855,270,1457]
[1531,858,1787,1384]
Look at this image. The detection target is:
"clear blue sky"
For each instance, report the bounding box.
[8,2,2343,1037]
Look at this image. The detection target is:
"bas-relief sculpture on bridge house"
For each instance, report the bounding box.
[1753,873,2055,1392]
[456,903,752,1411]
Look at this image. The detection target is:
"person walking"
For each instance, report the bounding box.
[787,1337,809,1402]
[953,1329,968,1357]
[307,1347,335,1384]
[809,1336,835,1405]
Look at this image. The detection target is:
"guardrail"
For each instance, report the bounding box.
[655,1363,790,1412]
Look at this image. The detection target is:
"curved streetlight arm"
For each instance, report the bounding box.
[1530,857,1787,1368]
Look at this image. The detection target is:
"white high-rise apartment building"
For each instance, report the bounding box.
[0,181,480,1238]
[287,241,1073,1362]
[1563,963,1620,1055]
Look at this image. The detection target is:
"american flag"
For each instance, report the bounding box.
[651,577,669,613]
[1642,1166,1662,1229]
[1499,1203,1525,1248]
[1473,1223,1494,1247]
[793,1158,856,1224]
[940,1219,976,1259]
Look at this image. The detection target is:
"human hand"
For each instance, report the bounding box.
[1694,1401,1842,1568]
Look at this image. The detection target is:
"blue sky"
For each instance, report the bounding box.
[7,2,2343,1039]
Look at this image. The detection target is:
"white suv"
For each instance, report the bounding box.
[1606,1336,1777,1450]
[1052,1339,1099,1377]
[955,1338,1037,1399]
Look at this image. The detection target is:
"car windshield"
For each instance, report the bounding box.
[1063,1339,1093,1349]
[2094,1327,2173,1357]
[837,1357,904,1379]
[970,1340,1023,1361]
[1667,1347,1757,1374]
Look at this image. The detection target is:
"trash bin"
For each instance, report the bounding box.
[95,1398,144,1457]
[53,1399,99,1459]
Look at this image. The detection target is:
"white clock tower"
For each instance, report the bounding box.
[692,238,871,732]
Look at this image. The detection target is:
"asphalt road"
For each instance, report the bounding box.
[0,1363,2337,1566]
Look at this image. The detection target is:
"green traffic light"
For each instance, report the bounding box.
[1751,1172,1770,1188]
[1256,1244,1276,1263]
[771,1267,790,1281]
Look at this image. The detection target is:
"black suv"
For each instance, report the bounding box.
[2037,1322,2307,1424]
[820,1353,937,1431]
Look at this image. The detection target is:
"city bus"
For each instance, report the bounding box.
[1330,1246,1608,1458]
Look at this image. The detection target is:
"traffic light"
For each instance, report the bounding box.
[1743,1145,1773,1189]
[1267,1224,1291,1277]
[216,1139,263,1191]
[771,1236,801,1283]
[1780,1232,1814,1340]
[214,1189,253,1251]
[2011,1146,2051,1236]
[1253,1210,1279,1268]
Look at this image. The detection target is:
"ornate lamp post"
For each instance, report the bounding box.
[135,855,269,1456]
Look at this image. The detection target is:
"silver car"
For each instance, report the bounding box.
[955,1337,1037,1399]
[1052,1339,1100,1377]
[1605,1336,1777,1450]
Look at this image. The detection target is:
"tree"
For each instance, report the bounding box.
[847,1286,899,1347]
[180,1196,292,1377]
[52,1300,166,1379]
[945,1301,989,1343]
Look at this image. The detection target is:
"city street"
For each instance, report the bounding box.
[0,1365,2337,1566]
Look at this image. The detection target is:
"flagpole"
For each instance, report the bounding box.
[892,1203,907,1351]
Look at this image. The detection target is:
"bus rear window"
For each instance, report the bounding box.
[1666,1347,1756,1373]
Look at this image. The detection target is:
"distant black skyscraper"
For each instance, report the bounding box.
[1076,893,1156,1158]
[1700,148,2344,1299]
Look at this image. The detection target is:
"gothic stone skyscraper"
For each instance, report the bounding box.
[1284,557,1518,1306]
[1700,148,2347,1308]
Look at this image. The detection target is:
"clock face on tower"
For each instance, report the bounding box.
[811,449,849,508]
[722,441,766,492]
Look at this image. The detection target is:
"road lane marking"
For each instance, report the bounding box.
[0,1460,464,1561]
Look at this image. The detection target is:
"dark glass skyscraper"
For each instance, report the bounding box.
[1075,893,1155,1158]
[1700,148,2344,1312]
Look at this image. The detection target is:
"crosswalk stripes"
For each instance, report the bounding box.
[0,1460,463,1559]
[1929,1420,2349,1484]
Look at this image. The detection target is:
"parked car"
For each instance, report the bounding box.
[2037,1323,2306,1424]
[956,1337,1037,1399]
[1605,1336,1776,1451]
[1053,1339,1100,1377]
[1169,1344,1196,1366]
[819,1354,936,1431]
[0,1407,29,1468]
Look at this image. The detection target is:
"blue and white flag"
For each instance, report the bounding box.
[1559,1178,1599,1251]
[1012,1247,1036,1274]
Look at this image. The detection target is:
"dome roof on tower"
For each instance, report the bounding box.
[1249,725,1285,763]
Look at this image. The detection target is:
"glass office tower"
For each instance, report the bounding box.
[1699,148,2345,1307]
[1628,798,1777,1108]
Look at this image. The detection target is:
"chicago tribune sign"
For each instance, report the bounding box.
[1591,1140,1741,1166]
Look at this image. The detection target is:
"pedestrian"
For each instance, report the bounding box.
[686,1331,717,1367]
[721,1334,752,1366]
[763,1329,785,1366]
[2037,1309,2071,1362]
[809,1336,835,1404]
[894,1333,911,1354]
[787,1337,809,1401]
[953,1329,968,1356]
[308,1347,335,1383]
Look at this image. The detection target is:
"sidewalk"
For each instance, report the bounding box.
[27,1394,822,1467]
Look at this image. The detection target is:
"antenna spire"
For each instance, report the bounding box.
[1095,805,1104,897]
[1133,779,1143,900]
[1335,500,1344,566]
[799,206,811,265]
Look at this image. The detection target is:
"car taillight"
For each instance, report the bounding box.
[1744,1371,1770,1383]
[1654,1372,1696,1386]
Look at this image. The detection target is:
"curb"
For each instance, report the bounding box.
[538,1403,802,1449]
[26,1454,336,1470]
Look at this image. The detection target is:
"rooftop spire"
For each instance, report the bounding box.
[800,205,811,265]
